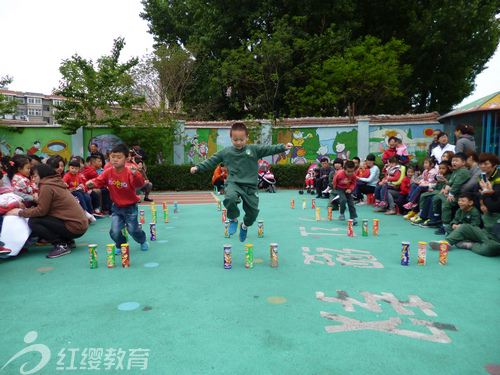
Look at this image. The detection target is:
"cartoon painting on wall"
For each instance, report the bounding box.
[88,134,123,160]
[184,129,221,164]
[369,125,443,165]
[272,127,358,164]
[0,133,72,161]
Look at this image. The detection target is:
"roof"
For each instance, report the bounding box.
[438,91,500,120]
[185,112,440,128]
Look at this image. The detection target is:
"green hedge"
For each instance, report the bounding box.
[147,164,310,191]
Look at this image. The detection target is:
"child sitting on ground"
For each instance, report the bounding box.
[7,154,38,206]
[404,157,438,211]
[374,156,402,208]
[87,143,149,253]
[190,122,292,241]
[331,160,358,224]
[443,192,481,235]
[432,192,500,257]
[412,161,453,226]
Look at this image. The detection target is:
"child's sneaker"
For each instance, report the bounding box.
[356,200,367,206]
[404,211,416,220]
[434,226,446,235]
[352,219,358,225]
[141,241,149,251]
[378,201,387,207]
[115,246,122,255]
[403,202,412,210]
[456,241,473,249]
[228,220,238,235]
[339,214,345,221]
[411,216,424,225]
[93,211,105,218]
[85,211,96,222]
[0,246,12,255]
[429,241,451,252]
[239,222,248,242]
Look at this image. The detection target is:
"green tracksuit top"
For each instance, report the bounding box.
[195,144,286,188]
[446,167,471,197]
[450,206,482,228]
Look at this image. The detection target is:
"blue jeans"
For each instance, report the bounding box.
[408,185,428,205]
[110,203,146,247]
[72,191,93,213]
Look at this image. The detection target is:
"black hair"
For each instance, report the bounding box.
[388,156,399,164]
[111,143,129,157]
[459,192,476,202]
[86,156,92,163]
[437,132,448,140]
[465,150,478,163]
[406,165,418,175]
[220,163,225,167]
[89,155,101,163]
[70,155,84,164]
[46,156,64,171]
[366,154,376,162]
[28,154,42,163]
[320,157,329,163]
[1,155,11,172]
[7,154,30,180]
[344,160,355,169]
[132,141,139,146]
[424,157,436,168]
[33,163,57,180]
[68,159,81,168]
[230,122,249,137]
[333,158,344,166]
[452,152,467,163]
[353,157,360,162]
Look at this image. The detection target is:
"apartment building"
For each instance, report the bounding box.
[0,89,64,124]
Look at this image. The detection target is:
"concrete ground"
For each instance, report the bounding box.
[1,190,499,375]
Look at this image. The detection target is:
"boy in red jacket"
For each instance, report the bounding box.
[87,144,149,253]
[331,160,358,224]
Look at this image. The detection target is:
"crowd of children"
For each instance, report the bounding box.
[303,130,499,257]
[0,143,152,258]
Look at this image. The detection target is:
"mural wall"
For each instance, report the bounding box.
[369,124,444,165]
[0,122,445,166]
[0,128,73,162]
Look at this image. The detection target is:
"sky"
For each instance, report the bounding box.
[0,0,498,110]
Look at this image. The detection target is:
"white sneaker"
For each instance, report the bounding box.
[85,211,96,222]
[330,195,340,203]
[322,187,332,194]
[356,201,367,206]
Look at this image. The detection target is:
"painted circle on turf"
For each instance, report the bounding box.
[37,267,53,272]
[118,302,140,311]
[267,296,286,304]
[253,259,263,263]
[144,262,159,268]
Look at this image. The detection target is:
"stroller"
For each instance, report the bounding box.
[299,163,320,195]
[258,160,277,193]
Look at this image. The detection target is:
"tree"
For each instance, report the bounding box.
[141,0,500,118]
[54,37,145,135]
[287,36,412,117]
[0,76,19,118]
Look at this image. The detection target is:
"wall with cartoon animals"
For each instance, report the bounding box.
[369,124,443,166]
[272,127,358,164]
[181,124,444,166]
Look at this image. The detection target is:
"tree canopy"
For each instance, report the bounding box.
[141,0,500,119]
[54,37,145,135]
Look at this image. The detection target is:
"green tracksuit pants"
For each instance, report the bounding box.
[433,194,458,224]
[446,224,500,257]
[223,182,259,227]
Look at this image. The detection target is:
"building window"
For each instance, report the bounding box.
[27,97,42,104]
[17,109,25,116]
[2,95,13,102]
[43,117,51,123]
[52,99,62,105]
[19,97,25,103]
[28,108,42,116]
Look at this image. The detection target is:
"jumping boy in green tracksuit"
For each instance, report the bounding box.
[190,122,293,241]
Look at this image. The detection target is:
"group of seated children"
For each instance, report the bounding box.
[0,145,154,256]
[304,147,500,257]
